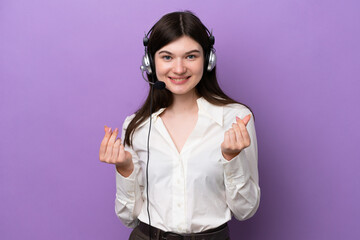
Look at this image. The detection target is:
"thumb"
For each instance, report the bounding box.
[104,125,112,134]
[243,114,251,126]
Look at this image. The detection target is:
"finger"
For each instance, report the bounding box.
[236,118,251,147]
[236,114,251,126]
[237,119,248,137]
[104,128,119,159]
[243,114,251,126]
[223,131,231,147]
[118,143,126,162]
[240,126,251,147]
[111,138,121,163]
[229,129,236,146]
[235,118,250,148]
[99,126,112,160]
[232,123,244,143]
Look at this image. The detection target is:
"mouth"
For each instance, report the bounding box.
[168,76,191,84]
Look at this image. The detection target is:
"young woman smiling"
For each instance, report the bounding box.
[99,11,260,240]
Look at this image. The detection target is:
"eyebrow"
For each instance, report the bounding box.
[158,49,201,55]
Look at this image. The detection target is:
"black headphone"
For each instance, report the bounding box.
[140,29,217,79]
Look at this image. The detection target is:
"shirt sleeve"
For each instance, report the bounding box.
[221,111,261,220]
[114,116,144,228]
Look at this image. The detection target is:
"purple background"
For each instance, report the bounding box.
[1,0,359,239]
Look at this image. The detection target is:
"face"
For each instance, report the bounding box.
[154,36,204,96]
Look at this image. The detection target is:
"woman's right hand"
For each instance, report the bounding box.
[99,126,134,177]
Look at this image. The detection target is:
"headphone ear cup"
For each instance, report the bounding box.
[142,53,153,75]
[206,48,216,72]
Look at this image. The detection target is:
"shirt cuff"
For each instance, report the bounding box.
[221,150,250,186]
[115,166,137,200]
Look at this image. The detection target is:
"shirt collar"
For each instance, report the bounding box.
[136,108,165,129]
[137,97,223,129]
[196,97,223,126]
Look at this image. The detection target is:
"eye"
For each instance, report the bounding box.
[187,55,196,60]
[162,55,172,61]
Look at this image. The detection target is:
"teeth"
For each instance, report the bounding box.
[170,77,188,81]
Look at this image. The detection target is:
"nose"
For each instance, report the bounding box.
[173,58,186,75]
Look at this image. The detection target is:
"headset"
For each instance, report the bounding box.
[140,27,216,240]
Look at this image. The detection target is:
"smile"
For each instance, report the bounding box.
[169,76,190,81]
[169,76,191,84]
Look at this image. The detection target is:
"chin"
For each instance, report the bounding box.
[168,87,196,96]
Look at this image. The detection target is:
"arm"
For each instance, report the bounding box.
[221,112,260,220]
[114,116,144,228]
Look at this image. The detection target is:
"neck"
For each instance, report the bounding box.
[168,91,199,114]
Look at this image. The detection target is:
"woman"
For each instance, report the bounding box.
[99,11,260,240]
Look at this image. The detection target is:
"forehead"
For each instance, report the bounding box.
[157,36,203,54]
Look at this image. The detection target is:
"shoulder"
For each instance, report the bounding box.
[122,111,156,132]
[122,113,136,130]
[199,97,254,125]
[223,102,253,119]
[222,102,254,129]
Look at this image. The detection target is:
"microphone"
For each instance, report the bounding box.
[153,81,166,90]
[140,66,166,90]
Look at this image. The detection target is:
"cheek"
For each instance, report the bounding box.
[195,58,205,75]
[155,63,167,77]
[154,57,164,74]
[195,63,204,76]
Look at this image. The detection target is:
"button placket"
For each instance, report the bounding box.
[172,154,186,231]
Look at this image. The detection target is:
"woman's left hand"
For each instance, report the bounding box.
[221,114,252,161]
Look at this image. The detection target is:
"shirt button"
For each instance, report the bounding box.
[177,203,181,207]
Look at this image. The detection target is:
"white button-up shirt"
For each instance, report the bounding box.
[115,97,260,234]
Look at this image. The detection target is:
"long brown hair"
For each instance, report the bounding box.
[124,11,252,147]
